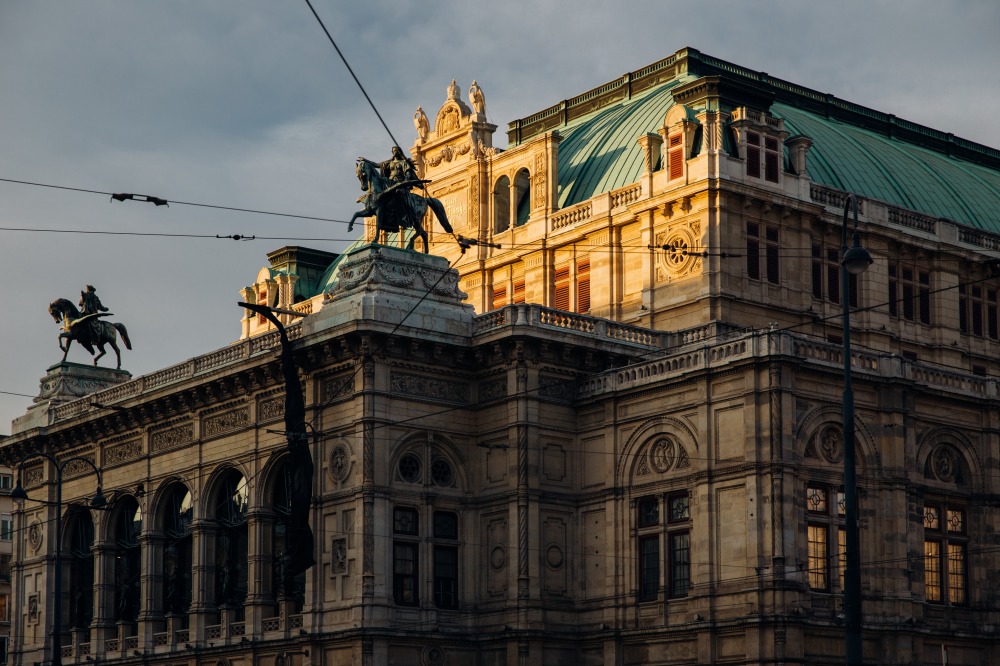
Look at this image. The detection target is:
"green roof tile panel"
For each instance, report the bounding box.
[556,79,691,208]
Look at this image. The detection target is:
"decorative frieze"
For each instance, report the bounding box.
[322,375,354,402]
[202,407,250,440]
[151,422,194,453]
[104,439,142,468]
[478,377,507,402]
[390,372,468,404]
[257,396,284,423]
[538,375,575,403]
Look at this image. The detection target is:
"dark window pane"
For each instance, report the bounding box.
[433,546,458,609]
[637,497,659,528]
[669,532,691,597]
[393,542,419,606]
[638,535,659,601]
[394,507,419,535]
[433,511,459,540]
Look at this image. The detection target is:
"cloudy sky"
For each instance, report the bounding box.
[1,0,998,432]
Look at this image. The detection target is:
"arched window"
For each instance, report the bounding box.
[270,459,306,613]
[64,508,94,630]
[161,484,193,621]
[212,470,249,619]
[111,496,142,626]
[493,176,510,233]
[514,169,531,226]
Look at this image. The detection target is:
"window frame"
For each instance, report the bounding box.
[747,221,779,284]
[923,500,968,606]
[888,264,931,325]
[805,483,846,593]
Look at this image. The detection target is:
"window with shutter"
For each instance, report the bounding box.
[746,132,761,178]
[576,260,590,314]
[764,136,780,183]
[553,266,570,310]
[668,134,684,180]
[492,286,507,311]
[512,280,525,304]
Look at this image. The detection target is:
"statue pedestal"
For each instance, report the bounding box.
[11,362,132,434]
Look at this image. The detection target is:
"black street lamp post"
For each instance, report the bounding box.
[840,193,873,665]
[11,453,106,666]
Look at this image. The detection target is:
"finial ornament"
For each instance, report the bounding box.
[414,106,430,141]
[469,80,486,115]
[447,79,460,101]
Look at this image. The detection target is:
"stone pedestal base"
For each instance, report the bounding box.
[12,362,131,434]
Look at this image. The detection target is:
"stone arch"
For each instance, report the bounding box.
[514,168,531,226]
[915,427,982,492]
[388,431,469,492]
[148,475,196,529]
[493,175,511,233]
[617,415,699,488]
[794,404,880,474]
[203,461,253,513]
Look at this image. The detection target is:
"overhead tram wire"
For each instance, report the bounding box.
[301,0,401,149]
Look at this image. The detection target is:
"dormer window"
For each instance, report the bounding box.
[731,108,787,185]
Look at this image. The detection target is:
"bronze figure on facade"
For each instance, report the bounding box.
[348,146,458,253]
[48,285,132,369]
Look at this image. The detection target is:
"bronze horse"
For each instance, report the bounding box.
[348,158,456,253]
[49,298,132,369]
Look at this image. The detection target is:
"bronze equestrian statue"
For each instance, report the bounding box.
[49,285,132,369]
[348,147,459,253]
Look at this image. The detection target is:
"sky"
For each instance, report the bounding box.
[1,0,999,433]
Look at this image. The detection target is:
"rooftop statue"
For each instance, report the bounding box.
[348,146,458,253]
[48,285,132,369]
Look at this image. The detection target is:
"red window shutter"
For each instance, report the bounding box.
[669,148,684,180]
[512,280,525,304]
[492,286,507,311]
[553,266,570,310]
[747,146,761,178]
[577,260,591,314]
[765,151,779,182]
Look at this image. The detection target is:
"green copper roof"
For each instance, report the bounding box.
[511,48,1000,234]
[556,78,692,208]
[773,104,1000,230]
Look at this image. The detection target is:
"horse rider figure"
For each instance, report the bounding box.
[79,285,109,342]
[378,146,421,231]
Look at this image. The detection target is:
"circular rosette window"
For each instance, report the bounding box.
[655,228,700,280]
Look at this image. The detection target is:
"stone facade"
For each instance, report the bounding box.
[6,47,1000,666]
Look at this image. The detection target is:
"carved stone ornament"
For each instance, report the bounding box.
[329,440,352,483]
[490,545,506,570]
[28,520,43,551]
[105,439,142,467]
[28,594,39,622]
[818,425,844,463]
[654,227,701,282]
[390,371,469,404]
[926,445,961,483]
[332,538,347,573]
[646,436,691,474]
[422,646,445,666]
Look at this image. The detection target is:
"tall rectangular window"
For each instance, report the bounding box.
[811,244,858,307]
[0,555,9,582]
[512,279,525,304]
[0,475,11,492]
[0,594,9,623]
[433,511,459,609]
[806,484,845,592]
[958,283,998,340]
[636,496,660,601]
[667,492,691,597]
[0,636,8,665]
[924,503,967,605]
[553,265,570,310]
[576,259,591,314]
[746,131,761,178]
[668,134,684,181]
[889,265,930,324]
[764,136,780,183]
[491,285,507,311]
[393,507,419,606]
[0,515,11,542]
[747,222,779,284]
[638,535,660,601]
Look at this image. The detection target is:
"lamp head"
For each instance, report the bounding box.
[11,479,27,506]
[90,486,107,509]
[842,232,873,275]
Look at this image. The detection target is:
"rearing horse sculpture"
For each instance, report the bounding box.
[48,298,132,369]
[348,157,457,253]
